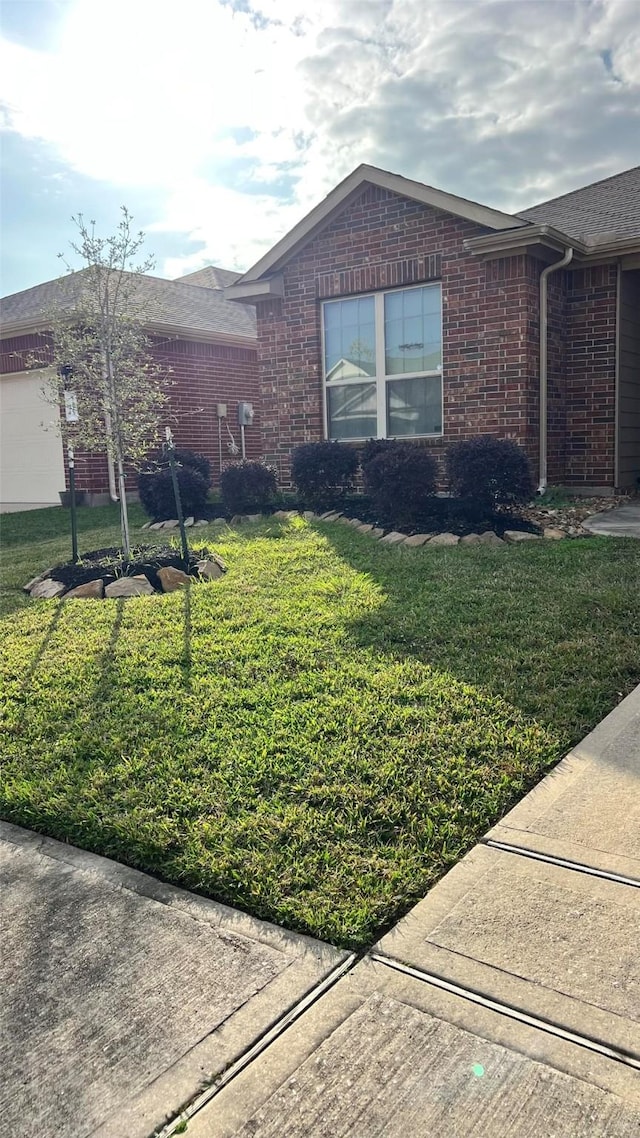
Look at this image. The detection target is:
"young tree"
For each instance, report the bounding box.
[43,208,170,555]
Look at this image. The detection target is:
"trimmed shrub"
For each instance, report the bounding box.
[359,438,397,468]
[446,435,534,515]
[220,460,277,515]
[138,447,212,520]
[291,442,358,510]
[362,442,438,528]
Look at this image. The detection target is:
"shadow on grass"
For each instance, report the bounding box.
[318,524,640,747]
[19,600,65,695]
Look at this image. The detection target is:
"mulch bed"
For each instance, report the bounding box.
[48,545,213,593]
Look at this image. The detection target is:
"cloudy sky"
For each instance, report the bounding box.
[1,0,638,295]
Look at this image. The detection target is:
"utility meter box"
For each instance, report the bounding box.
[216,403,227,419]
[238,401,254,426]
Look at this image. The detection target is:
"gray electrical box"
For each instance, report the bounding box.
[216,403,227,419]
[238,401,254,426]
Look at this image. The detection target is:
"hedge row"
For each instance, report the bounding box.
[138,437,534,524]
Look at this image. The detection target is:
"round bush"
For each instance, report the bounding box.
[445,435,534,514]
[220,460,277,515]
[291,442,358,510]
[138,447,212,520]
[363,443,438,528]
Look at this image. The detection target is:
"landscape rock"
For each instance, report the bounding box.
[302,511,315,520]
[140,522,152,530]
[348,518,363,527]
[64,580,105,599]
[322,512,342,522]
[30,578,66,599]
[230,515,243,526]
[404,534,431,547]
[161,519,179,529]
[477,530,504,546]
[197,559,225,580]
[157,566,191,592]
[543,526,566,540]
[460,533,481,545]
[357,524,374,534]
[245,514,263,523]
[184,517,194,527]
[210,517,226,526]
[371,527,385,538]
[194,518,209,527]
[429,532,460,546]
[105,575,155,598]
[273,510,298,519]
[504,530,541,543]
[24,570,52,593]
[381,531,407,545]
[149,522,165,530]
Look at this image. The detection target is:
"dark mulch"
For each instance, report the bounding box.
[321,495,541,537]
[47,545,213,593]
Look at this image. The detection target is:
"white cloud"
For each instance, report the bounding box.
[1,0,638,276]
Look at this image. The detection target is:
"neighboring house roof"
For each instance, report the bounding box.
[1,266,256,343]
[520,167,640,243]
[174,266,242,290]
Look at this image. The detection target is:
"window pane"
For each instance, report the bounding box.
[384,286,441,375]
[327,383,377,440]
[323,297,376,379]
[386,375,442,436]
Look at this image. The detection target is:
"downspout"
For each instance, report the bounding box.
[538,246,573,493]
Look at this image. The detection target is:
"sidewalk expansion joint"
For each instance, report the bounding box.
[154,951,358,1138]
[370,952,640,1072]
[483,838,640,888]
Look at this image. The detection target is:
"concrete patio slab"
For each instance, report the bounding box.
[487,684,640,879]
[0,821,348,1138]
[376,844,640,1062]
[186,958,640,1137]
[583,501,640,537]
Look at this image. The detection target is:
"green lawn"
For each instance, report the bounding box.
[1,504,639,949]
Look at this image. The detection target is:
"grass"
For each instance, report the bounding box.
[1,503,639,949]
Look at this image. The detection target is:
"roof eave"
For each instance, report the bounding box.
[0,316,256,348]
[232,164,526,287]
[225,276,285,304]
[464,224,589,258]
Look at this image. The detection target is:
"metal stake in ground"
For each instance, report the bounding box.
[164,427,189,563]
[67,444,79,563]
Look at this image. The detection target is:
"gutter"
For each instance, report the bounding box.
[538,246,573,494]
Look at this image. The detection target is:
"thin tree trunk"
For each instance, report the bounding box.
[117,453,131,557]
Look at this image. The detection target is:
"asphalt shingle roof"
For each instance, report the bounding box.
[520,166,640,243]
[0,266,256,340]
[175,266,242,290]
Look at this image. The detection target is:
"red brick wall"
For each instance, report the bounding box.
[255,185,543,487]
[1,332,259,495]
[564,266,617,487]
[254,186,619,489]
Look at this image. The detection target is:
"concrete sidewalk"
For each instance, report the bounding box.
[188,684,640,1137]
[583,500,640,537]
[2,686,639,1137]
[0,823,349,1138]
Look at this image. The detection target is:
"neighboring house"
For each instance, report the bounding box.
[0,266,258,511]
[226,164,640,493]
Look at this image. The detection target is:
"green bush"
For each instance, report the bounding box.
[362,442,438,528]
[220,460,277,514]
[446,435,534,515]
[291,442,358,510]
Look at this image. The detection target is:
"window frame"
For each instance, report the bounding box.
[321,283,443,443]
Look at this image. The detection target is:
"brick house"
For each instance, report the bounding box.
[0,266,258,510]
[226,165,640,494]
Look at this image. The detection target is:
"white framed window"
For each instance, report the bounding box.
[322,283,443,442]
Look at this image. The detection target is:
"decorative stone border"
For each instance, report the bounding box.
[24,557,226,601]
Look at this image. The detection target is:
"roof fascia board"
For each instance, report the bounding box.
[224,276,285,304]
[0,317,256,348]
[465,224,588,257]
[234,165,526,285]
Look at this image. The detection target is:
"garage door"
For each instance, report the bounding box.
[0,370,65,511]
